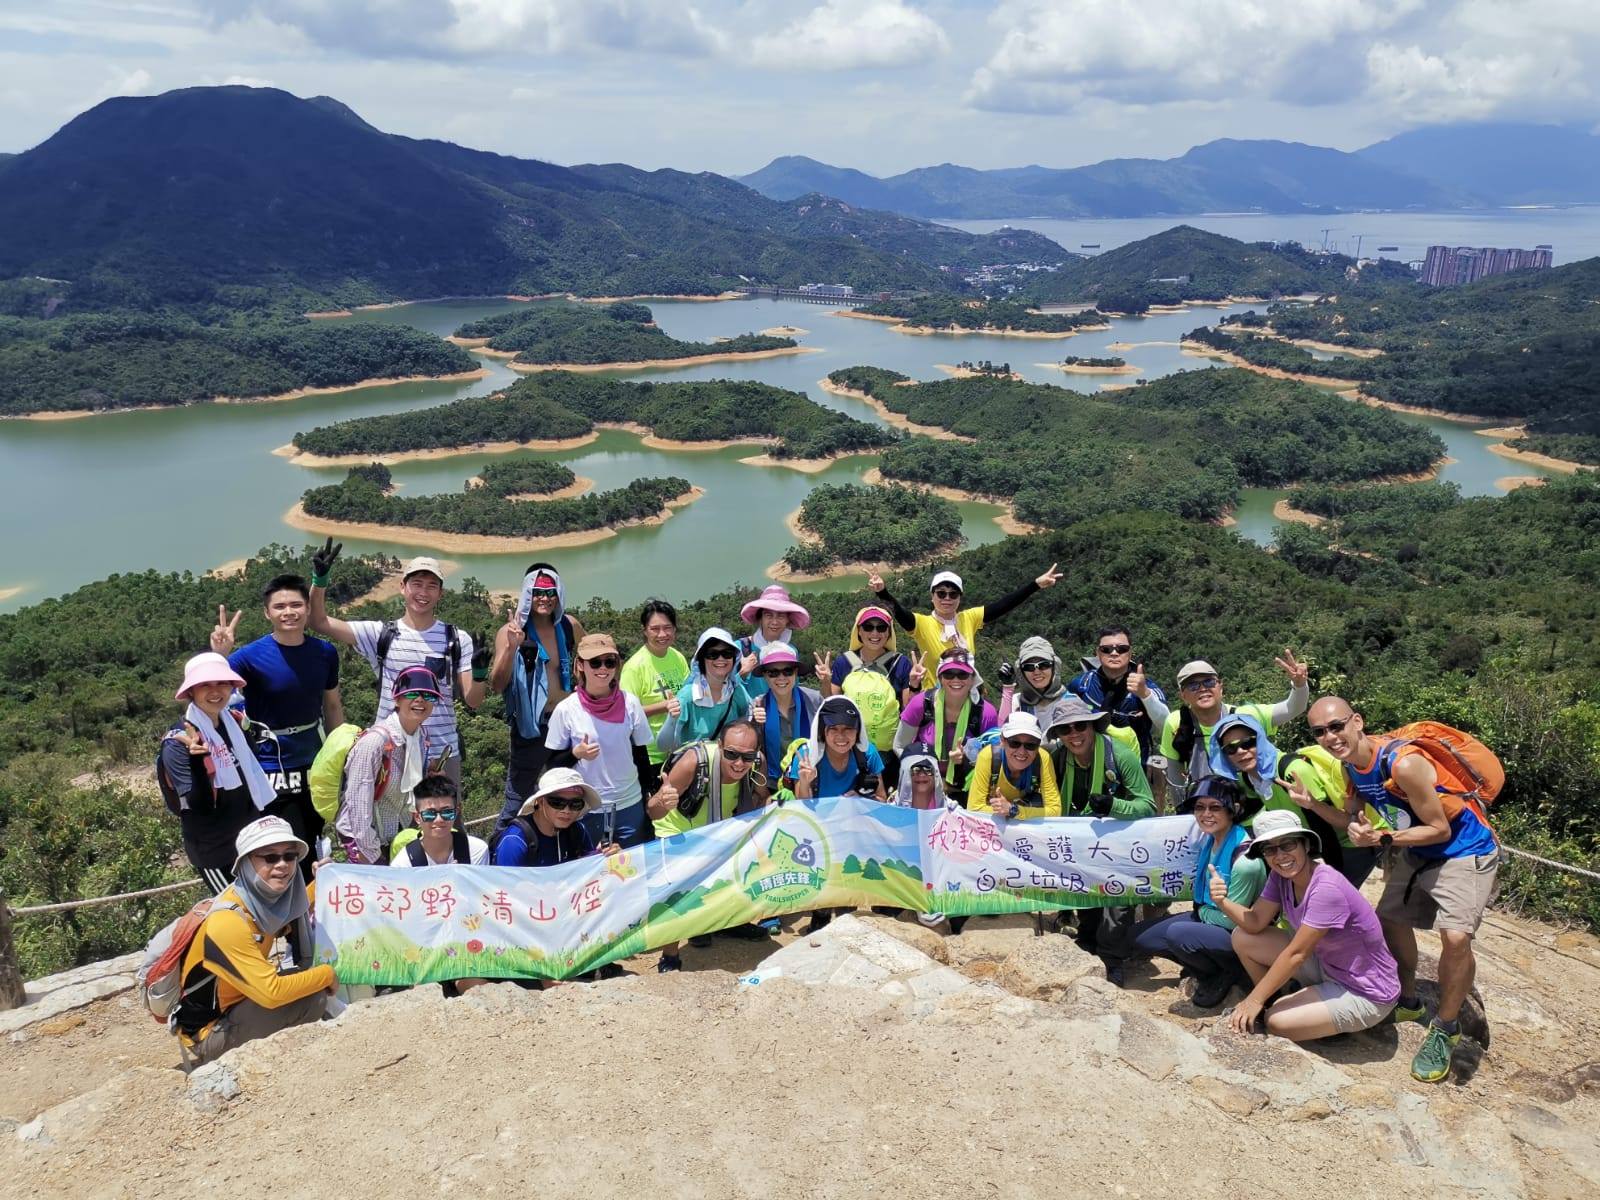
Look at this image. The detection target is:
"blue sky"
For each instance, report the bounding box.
[2,1,1596,173]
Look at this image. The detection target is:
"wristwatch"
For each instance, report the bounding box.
[1007,803,1019,819]
[1379,833,1394,850]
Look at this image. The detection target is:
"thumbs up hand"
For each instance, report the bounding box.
[573,733,600,761]
[1207,864,1228,904]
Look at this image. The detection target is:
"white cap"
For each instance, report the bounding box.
[1176,659,1220,685]
[999,712,1044,742]
[930,570,963,593]
[402,556,446,582]
[233,815,309,872]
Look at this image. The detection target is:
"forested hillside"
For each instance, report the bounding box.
[454,301,795,365]
[855,297,1104,334]
[783,483,963,572]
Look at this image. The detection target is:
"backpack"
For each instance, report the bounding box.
[487,815,588,864]
[404,829,473,866]
[778,739,874,798]
[307,723,400,826]
[1052,734,1123,814]
[377,620,462,693]
[662,740,766,820]
[839,651,908,751]
[1373,721,1505,827]
[137,894,242,1026]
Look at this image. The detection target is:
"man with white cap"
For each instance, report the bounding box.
[968,712,1061,818]
[306,541,487,787]
[174,815,338,1064]
[868,563,1062,688]
[1158,650,1310,805]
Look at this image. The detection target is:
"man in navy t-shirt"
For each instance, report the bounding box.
[211,574,343,854]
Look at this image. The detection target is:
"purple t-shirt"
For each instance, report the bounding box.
[900,691,998,756]
[1264,863,1400,1005]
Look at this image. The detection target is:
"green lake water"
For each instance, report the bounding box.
[0,296,1565,612]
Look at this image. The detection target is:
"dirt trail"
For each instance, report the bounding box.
[3,904,1595,1198]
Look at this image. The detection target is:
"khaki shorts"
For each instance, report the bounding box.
[1290,957,1396,1035]
[1377,848,1499,934]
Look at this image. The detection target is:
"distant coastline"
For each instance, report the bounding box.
[818,378,975,442]
[304,291,742,319]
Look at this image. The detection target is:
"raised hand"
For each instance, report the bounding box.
[1127,661,1149,699]
[175,723,210,757]
[311,536,342,582]
[1346,815,1381,847]
[1274,647,1309,688]
[1035,562,1063,590]
[665,693,682,718]
[503,602,526,653]
[573,733,600,761]
[750,698,766,726]
[796,757,818,795]
[648,781,679,819]
[813,649,831,680]
[867,572,885,593]
[1286,776,1315,810]
[996,660,1015,687]
[1207,863,1228,904]
[908,658,927,689]
[210,604,242,654]
[471,631,491,677]
[740,650,759,677]
[949,742,965,767]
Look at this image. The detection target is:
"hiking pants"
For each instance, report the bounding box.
[191,991,329,1065]
[1128,912,1246,985]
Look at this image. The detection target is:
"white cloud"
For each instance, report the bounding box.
[88,65,155,104]
[749,1,947,71]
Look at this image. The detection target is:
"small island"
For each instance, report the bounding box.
[449,301,813,372]
[1181,326,1370,388]
[845,297,1108,338]
[1046,355,1140,376]
[774,482,964,582]
[468,459,594,501]
[284,372,899,467]
[288,462,702,553]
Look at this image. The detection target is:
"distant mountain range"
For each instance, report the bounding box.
[0,87,1068,308]
[738,124,1600,218]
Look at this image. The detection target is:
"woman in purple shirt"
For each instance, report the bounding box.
[1208,809,1400,1042]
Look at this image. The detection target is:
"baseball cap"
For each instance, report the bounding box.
[1176,660,1220,686]
[576,633,619,660]
[402,556,446,582]
[930,570,964,593]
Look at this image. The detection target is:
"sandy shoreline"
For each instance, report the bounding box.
[1179,344,1365,389]
[766,506,964,584]
[305,292,738,320]
[1039,361,1140,376]
[570,292,745,304]
[276,432,601,468]
[861,467,1036,536]
[934,364,1025,381]
[1348,392,1510,426]
[1273,500,1325,527]
[1486,442,1585,474]
[1106,340,1178,351]
[208,558,250,578]
[895,323,1104,340]
[282,486,705,554]
[738,450,881,474]
[830,310,904,324]
[818,378,974,443]
[1220,325,1385,359]
[1496,475,1548,491]
[6,368,492,422]
[468,475,596,501]
[507,346,817,374]
[760,326,808,337]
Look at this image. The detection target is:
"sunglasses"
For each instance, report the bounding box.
[418,807,457,822]
[762,666,798,678]
[1309,717,1353,739]
[909,763,935,775]
[399,690,437,701]
[1020,659,1053,672]
[542,793,587,811]
[1059,720,1096,734]
[1220,739,1255,756]
[1004,738,1040,752]
[722,748,759,764]
[1263,840,1305,858]
[932,588,962,600]
[253,851,298,865]
[530,587,558,600]
[858,621,890,633]
[1098,643,1131,655]
[1191,802,1228,815]
[1180,676,1219,692]
[939,670,972,681]
[583,656,620,670]
[703,647,737,661]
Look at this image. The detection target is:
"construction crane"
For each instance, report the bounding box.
[1319,228,1340,252]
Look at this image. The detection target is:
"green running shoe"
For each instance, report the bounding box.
[1411,1022,1461,1083]
[1392,999,1427,1025]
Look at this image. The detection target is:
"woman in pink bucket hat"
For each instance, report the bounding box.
[158,652,283,894]
[736,584,811,697]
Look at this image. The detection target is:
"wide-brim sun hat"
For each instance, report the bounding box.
[518,766,602,817]
[740,584,811,630]
[176,651,246,701]
[233,815,309,873]
[1039,695,1107,733]
[1246,808,1320,858]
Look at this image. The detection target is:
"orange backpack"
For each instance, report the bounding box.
[1374,721,1504,828]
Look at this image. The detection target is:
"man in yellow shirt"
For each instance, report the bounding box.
[175,816,338,1063]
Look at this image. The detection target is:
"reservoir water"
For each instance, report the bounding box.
[0,291,1571,612]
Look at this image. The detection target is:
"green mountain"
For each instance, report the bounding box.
[0,86,1067,310]
[1356,123,1600,207]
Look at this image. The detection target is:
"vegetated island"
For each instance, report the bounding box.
[819,368,975,443]
[1233,256,1600,466]
[288,461,703,553]
[1045,355,1139,376]
[1181,325,1370,389]
[468,459,594,501]
[844,297,1108,338]
[283,372,900,468]
[0,310,483,417]
[834,364,1444,530]
[772,483,964,582]
[448,301,811,372]
[935,359,1023,380]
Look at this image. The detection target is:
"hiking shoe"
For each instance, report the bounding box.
[1103,959,1125,988]
[1392,998,1428,1025]
[1411,1022,1460,1083]
[1190,975,1233,1009]
[718,922,769,941]
[757,917,783,935]
[656,953,683,974]
[804,910,835,935]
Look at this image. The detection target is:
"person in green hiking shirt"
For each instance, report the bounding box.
[1159,652,1310,802]
[619,599,690,791]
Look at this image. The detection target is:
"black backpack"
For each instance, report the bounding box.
[377,621,463,693]
[404,829,474,866]
[487,816,588,865]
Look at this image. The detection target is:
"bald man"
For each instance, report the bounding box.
[1305,696,1499,1084]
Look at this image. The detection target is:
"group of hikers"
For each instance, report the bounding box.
[154,545,1502,1087]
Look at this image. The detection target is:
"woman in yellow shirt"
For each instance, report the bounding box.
[971,713,1062,818]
